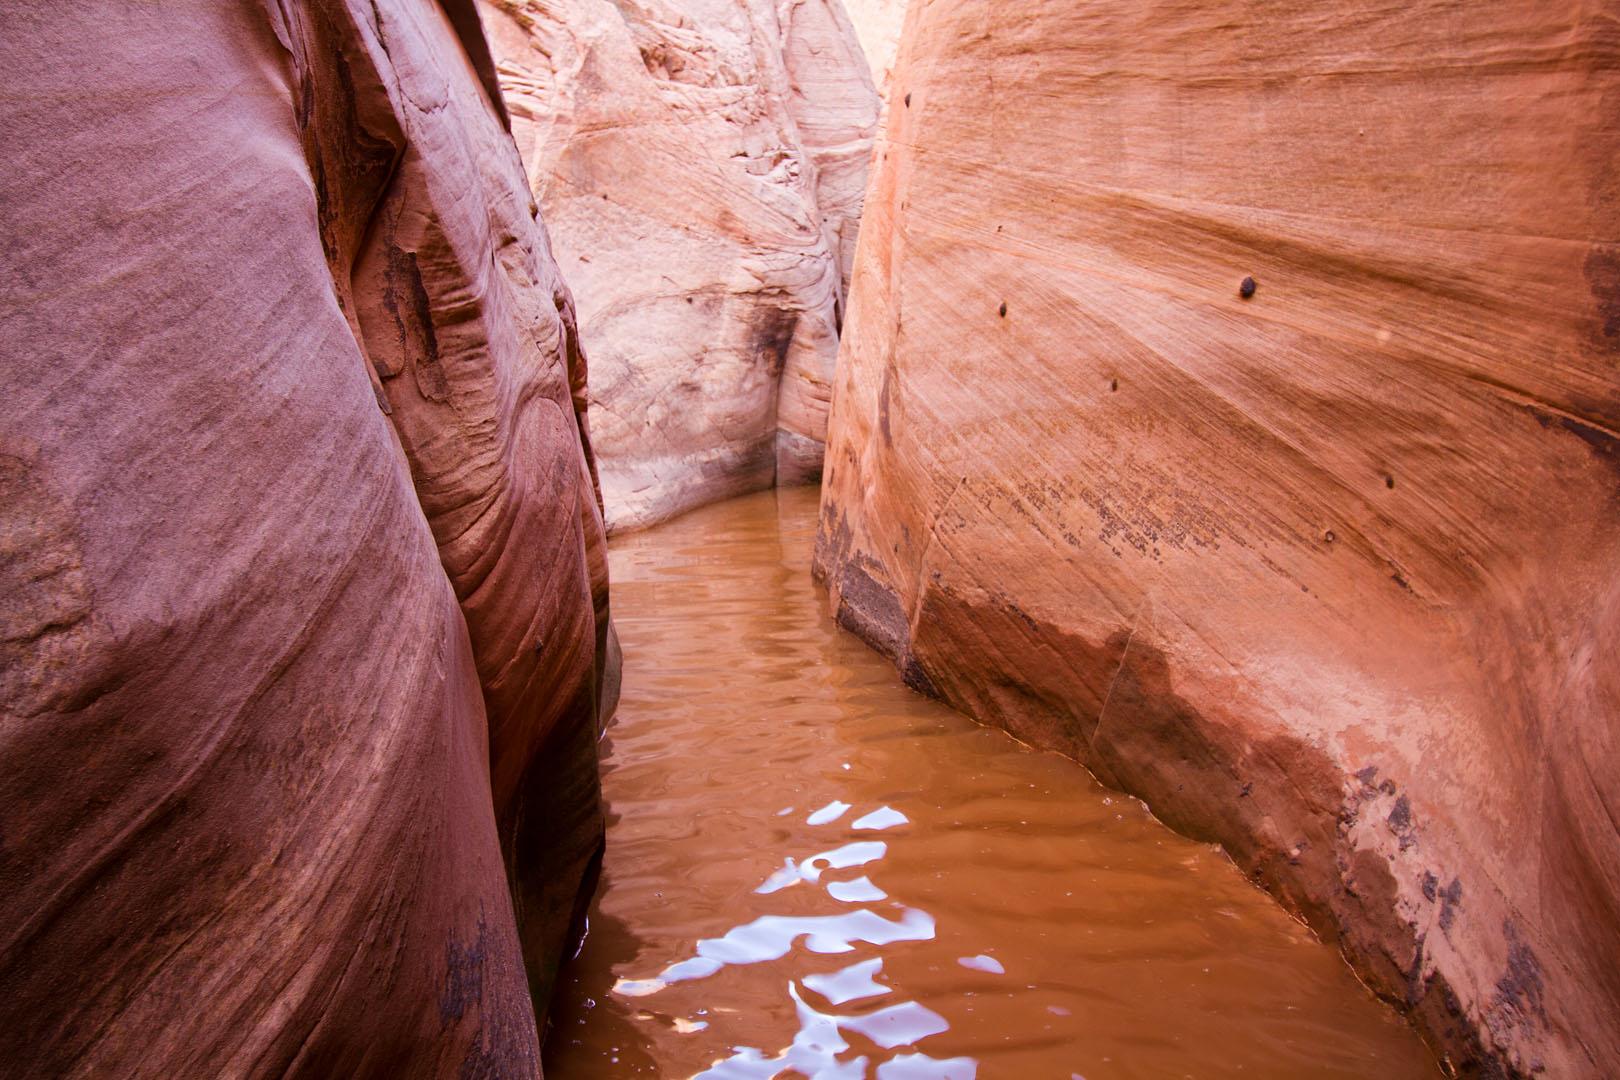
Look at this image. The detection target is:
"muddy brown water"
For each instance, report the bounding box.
[544,487,1439,1080]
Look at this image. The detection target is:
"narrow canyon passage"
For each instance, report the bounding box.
[5,2,1615,1074]
[543,487,1438,1079]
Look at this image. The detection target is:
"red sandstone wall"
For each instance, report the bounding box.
[0,2,611,1074]
[816,2,1620,1074]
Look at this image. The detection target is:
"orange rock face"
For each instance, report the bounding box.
[0,1,612,1074]
[816,2,1620,1074]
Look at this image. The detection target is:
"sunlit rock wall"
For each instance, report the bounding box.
[841,0,907,106]
[481,0,880,531]
[0,1,613,1074]
[816,1,1620,1075]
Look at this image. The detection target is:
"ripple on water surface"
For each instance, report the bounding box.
[544,487,1439,1080]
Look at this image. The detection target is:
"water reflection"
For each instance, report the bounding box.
[804,959,889,1005]
[694,982,963,1079]
[955,955,1003,975]
[616,794,962,1074]
[757,842,888,895]
[542,488,1440,1080]
[852,807,909,831]
[807,801,852,825]
[614,900,937,999]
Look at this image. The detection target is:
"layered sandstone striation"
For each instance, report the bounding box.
[816,2,1620,1075]
[480,0,880,530]
[0,1,613,1075]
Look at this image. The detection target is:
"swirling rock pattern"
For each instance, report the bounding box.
[0,1,613,1075]
[816,1,1620,1075]
[480,0,881,531]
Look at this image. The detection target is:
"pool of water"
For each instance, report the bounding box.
[542,487,1438,1079]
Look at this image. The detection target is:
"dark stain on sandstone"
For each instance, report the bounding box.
[1583,244,1620,349]
[1439,877,1463,932]
[441,911,489,1027]
[750,305,799,379]
[1495,921,1548,1028]
[879,367,894,446]
[834,557,912,666]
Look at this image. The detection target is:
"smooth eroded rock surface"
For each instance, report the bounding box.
[816,2,1620,1075]
[480,0,880,530]
[841,0,907,106]
[0,1,612,1075]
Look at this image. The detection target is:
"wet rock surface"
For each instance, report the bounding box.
[0,2,612,1074]
[815,2,1620,1075]
[479,0,881,532]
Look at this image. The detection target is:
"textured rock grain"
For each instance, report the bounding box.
[0,2,612,1075]
[480,0,880,530]
[816,2,1620,1075]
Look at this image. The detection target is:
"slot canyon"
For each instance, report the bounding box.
[0,1,1614,1078]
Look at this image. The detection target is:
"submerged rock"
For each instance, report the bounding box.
[0,1,612,1074]
[815,1,1620,1075]
[479,0,881,531]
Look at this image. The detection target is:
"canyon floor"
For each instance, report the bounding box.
[541,487,1438,1078]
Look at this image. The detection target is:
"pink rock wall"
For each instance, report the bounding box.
[0,1,612,1074]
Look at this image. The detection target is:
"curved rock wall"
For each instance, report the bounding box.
[816,2,1620,1075]
[480,0,880,530]
[0,1,612,1074]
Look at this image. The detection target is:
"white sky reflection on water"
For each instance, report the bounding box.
[755,841,888,895]
[802,958,891,1006]
[614,802,964,1075]
[613,899,936,999]
[807,800,852,825]
[851,806,909,831]
[691,983,968,1079]
[955,955,1004,975]
[826,876,887,903]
